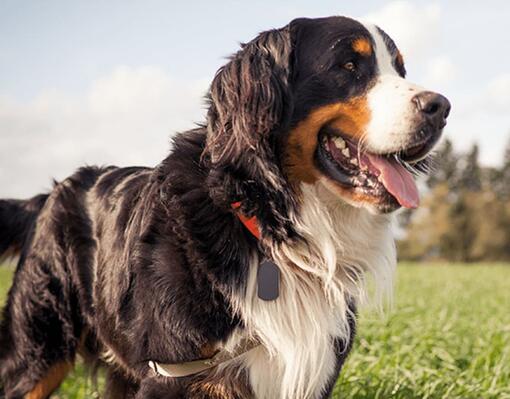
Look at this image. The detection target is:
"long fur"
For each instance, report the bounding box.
[206,27,298,242]
[0,194,49,259]
[226,182,395,399]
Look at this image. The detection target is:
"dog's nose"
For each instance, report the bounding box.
[413,91,451,128]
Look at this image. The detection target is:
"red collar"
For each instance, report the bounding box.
[231,202,280,302]
[231,202,261,240]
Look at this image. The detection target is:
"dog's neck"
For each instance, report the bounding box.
[225,181,396,399]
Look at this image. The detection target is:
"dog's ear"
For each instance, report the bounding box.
[205,26,296,240]
[207,27,292,164]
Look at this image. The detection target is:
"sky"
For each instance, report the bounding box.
[1,0,509,198]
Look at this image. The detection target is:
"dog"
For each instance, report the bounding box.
[0,16,450,399]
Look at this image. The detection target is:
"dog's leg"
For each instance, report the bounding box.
[134,377,187,399]
[105,369,139,399]
[0,255,81,398]
[319,304,358,399]
[23,362,73,399]
[0,339,75,399]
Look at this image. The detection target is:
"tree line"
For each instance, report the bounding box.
[398,137,510,262]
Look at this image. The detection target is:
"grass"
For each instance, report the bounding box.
[335,263,510,399]
[1,264,509,398]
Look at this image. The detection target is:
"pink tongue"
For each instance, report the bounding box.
[366,154,419,209]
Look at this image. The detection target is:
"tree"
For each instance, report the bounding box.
[498,137,510,199]
[398,135,510,262]
[458,143,482,192]
[427,138,459,189]
[397,183,453,260]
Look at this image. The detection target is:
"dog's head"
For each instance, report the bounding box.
[206,16,450,235]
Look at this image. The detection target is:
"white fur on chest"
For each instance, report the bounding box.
[230,183,396,399]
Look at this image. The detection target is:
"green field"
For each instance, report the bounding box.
[1,264,509,398]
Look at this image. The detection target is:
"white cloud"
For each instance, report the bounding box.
[362,1,441,60]
[423,56,457,88]
[445,72,510,166]
[455,73,510,118]
[361,2,456,89]
[0,66,209,198]
[485,73,510,112]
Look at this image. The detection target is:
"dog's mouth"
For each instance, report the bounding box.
[316,126,433,211]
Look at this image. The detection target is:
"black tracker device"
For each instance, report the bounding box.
[257,259,280,301]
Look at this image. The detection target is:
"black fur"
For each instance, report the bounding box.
[0,16,389,398]
[0,194,49,259]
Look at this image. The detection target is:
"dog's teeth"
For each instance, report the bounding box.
[342,148,350,157]
[333,137,346,149]
[350,158,358,165]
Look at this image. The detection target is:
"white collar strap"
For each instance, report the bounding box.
[149,340,260,378]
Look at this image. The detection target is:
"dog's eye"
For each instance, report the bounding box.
[343,61,356,71]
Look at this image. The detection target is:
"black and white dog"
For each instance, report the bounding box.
[0,16,449,399]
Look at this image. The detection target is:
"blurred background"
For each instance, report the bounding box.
[1,1,509,397]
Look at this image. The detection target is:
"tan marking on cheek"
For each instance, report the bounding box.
[328,98,370,140]
[352,38,373,56]
[284,98,370,184]
[396,50,405,68]
[25,362,73,399]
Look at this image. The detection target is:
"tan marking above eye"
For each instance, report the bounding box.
[352,38,373,56]
[396,50,405,67]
